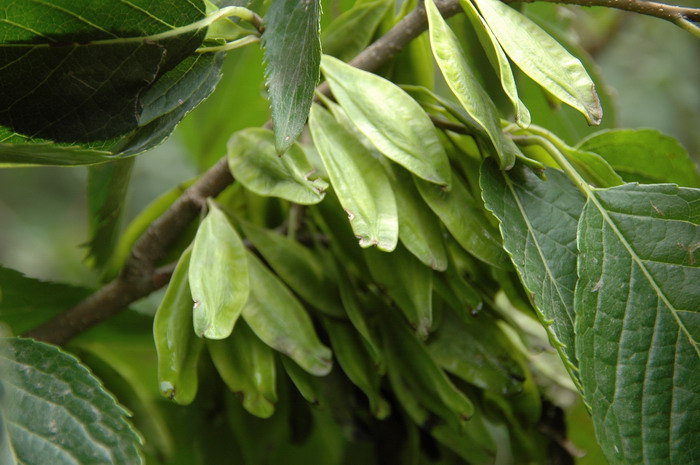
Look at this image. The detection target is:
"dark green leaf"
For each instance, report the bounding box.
[321,0,392,62]
[577,129,700,187]
[227,128,328,204]
[0,267,89,334]
[0,338,143,464]
[86,158,135,269]
[415,173,509,268]
[575,183,700,465]
[263,0,321,153]
[0,0,211,164]
[364,245,433,339]
[480,159,585,384]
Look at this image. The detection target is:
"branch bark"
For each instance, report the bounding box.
[24,0,699,344]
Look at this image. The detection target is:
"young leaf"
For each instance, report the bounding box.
[320,55,452,186]
[263,0,321,153]
[86,158,135,269]
[242,252,332,376]
[227,128,328,205]
[208,321,277,418]
[309,104,399,252]
[577,129,700,187]
[480,159,585,384]
[425,0,512,169]
[153,247,203,405]
[470,0,602,125]
[574,183,700,465]
[0,338,143,464]
[189,200,250,339]
[415,173,509,269]
[458,0,531,127]
[364,245,433,340]
[387,164,448,272]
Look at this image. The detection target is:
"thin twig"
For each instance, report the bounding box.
[524,0,700,25]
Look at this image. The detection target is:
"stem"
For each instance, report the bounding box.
[196,35,259,53]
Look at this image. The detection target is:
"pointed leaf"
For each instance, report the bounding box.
[242,252,332,376]
[320,55,452,186]
[415,173,509,268]
[189,200,250,339]
[458,0,530,126]
[227,128,328,204]
[471,0,602,124]
[575,183,700,465]
[86,158,135,269]
[388,164,448,271]
[0,338,143,464]
[577,129,700,187]
[309,104,398,251]
[321,0,392,62]
[263,0,321,153]
[425,0,512,169]
[239,220,343,317]
[364,245,433,339]
[208,321,277,418]
[154,247,203,405]
[480,159,585,384]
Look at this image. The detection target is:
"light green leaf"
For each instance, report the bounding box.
[458,0,530,127]
[242,252,332,376]
[480,159,585,384]
[575,183,700,465]
[321,0,392,62]
[86,158,135,269]
[577,129,700,187]
[470,0,602,125]
[227,128,328,204]
[364,245,433,339]
[309,104,398,252]
[208,320,277,418]
[425,0,512,169]
[153,247,203,405]
[387,164,448,271]
[239,220,343,318]
[415,173,509,268]
[263,0,321,153]
[0,338,143,464]
[320,54,452,186]
[189,200,249,339]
